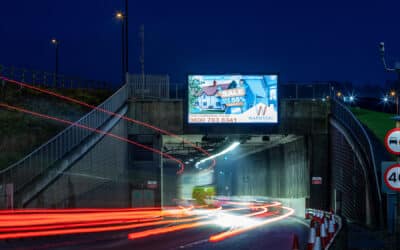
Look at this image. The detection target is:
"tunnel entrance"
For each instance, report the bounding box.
[161,134,309,216]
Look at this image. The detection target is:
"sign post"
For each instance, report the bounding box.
[383,123,400,234]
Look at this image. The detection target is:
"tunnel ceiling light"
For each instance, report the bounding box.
[195,142,240,167]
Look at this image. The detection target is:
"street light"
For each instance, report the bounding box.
[389,90,399,114]
[51,38,59,83]
[114,0,129,83]
[115,11,125,83]
[116,12,124,20]
[383,96,389,103]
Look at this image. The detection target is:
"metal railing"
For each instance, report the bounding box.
[280,82,333,99]
[0,65,114,89]
[127,74,170,99]
[0,82,129,198]
[330,98,381,203]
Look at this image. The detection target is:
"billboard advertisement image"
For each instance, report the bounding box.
[188,74,278,124]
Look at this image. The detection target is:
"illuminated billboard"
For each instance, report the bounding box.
[188,75,278,124]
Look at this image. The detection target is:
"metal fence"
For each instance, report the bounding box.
[330,98,382,227]
[127,74,170,99]
[0,65,115,89]
[0,82,129,204]
[280,83,333,99]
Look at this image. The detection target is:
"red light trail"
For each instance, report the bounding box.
[0,76,216,171]
[0,200,293,243]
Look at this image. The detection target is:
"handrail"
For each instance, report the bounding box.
[0,82,129,195]
[330,98,381,202]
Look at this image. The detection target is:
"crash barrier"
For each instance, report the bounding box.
[305,209,343,250]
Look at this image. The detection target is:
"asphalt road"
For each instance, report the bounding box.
[0,217,308,250]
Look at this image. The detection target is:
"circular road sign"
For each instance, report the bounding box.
[384,164,400,191]
[384,128,400,155]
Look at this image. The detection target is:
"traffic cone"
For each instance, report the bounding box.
[317,211,323,223]
[328,219,335,240]
[313,236,322,250]
[324,216,329,230]
[313,227,322,250]
[331,215,337,231]
[320,222,328,247]
[307,227,316,250]
[292,234,300,250]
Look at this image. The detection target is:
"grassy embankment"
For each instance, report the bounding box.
[350,107,395,145]
[0,85,112,170]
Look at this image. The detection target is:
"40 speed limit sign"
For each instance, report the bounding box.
[384,164,400,192]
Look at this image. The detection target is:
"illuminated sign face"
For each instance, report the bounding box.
[188,75,278,124]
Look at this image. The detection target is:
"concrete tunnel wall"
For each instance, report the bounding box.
[215,136,309,216]
[27,119,130,208]
[227,137,309,198]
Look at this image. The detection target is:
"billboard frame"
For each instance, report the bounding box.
[183,73,280,134]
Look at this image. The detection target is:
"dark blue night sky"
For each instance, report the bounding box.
[1,0,399,85]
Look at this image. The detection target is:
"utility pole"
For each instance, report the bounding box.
[116,12,125,84]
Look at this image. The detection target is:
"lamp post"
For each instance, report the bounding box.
[116,12,125,83]
[51,38,59,85]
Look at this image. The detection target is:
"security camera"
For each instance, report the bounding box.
[379,42,385,55]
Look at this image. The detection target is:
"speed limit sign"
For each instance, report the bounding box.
[384,164,400,192]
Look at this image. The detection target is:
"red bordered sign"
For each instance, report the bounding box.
[384,128,400,155]
[384,164,400,192]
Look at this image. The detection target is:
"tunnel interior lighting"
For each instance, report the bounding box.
[195,142,240,167]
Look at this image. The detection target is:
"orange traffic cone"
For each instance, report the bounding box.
[292,234,300,250]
